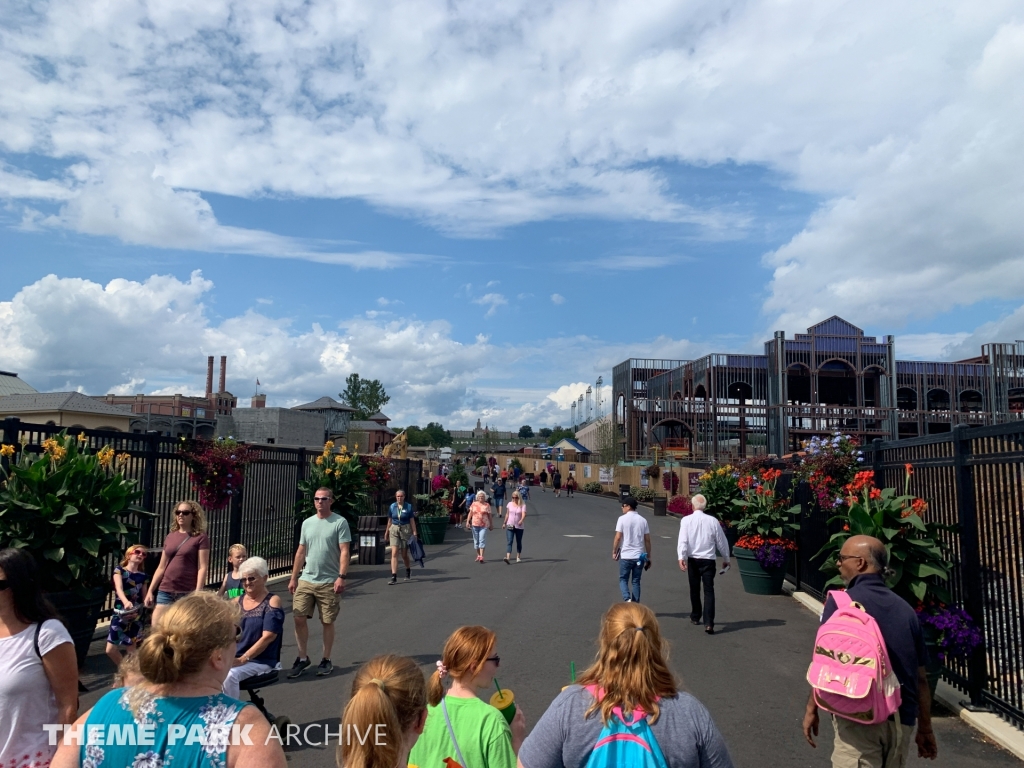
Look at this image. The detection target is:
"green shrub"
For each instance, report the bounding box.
[629,486,656,502]
[582,481,603,493]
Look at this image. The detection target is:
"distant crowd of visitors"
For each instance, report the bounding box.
[0,466,937,768]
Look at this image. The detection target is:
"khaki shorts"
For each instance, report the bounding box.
[831,715,914,768]
[389,523,413,549]
[292,579,340,624]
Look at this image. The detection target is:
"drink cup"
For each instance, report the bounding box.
[490,689,516,725]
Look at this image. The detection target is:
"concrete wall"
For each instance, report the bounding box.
[0,409,132,431]
[219,407,325,447]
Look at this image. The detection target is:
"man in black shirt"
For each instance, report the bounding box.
[802,535,938,765]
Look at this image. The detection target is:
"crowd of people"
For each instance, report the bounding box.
[0,466,940,768]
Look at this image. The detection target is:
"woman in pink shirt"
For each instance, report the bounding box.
[468,491,493,563]
[504,491,527,564]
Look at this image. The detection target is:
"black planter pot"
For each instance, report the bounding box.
[47,586,109,667]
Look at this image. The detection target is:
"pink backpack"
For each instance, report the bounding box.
[806,590,901,724]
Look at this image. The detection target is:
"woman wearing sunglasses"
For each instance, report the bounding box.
[222,557,285,700]
[410,626,526,768]
[144,499,211,626]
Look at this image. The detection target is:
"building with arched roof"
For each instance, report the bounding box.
[613,316,1024,462]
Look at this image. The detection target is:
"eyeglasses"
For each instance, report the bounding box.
[314,497,332,502]
[241,575,259,583]
[175,509,193,516]
[485,655,500,666]
[836,554,864,564]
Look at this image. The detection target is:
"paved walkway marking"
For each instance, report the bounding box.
[564,534,593,537]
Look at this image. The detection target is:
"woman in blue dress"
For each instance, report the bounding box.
[52,591,285,768]
[104,544,148,669]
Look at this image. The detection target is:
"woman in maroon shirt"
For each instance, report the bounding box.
[143,500,211,626]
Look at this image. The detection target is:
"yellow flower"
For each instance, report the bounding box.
[116,452,131,467]
[324,440,335,451]
[97,445,115,468]
[353,444,358,451]
[42,438,59,454]
[315,456,324,466]
[77,433,88,443]
[0,444,14,458]
[335,455,344,464]
[324,468,333,476]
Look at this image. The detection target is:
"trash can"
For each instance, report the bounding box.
[619,484,632,502]
[653,496,667,516]
[357,516,387,565]
[474,481,485,491]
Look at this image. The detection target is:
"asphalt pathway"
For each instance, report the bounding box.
[80,490,1019,766]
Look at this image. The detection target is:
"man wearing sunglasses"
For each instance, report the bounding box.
[802,535,937,765]
[288,487,351,678]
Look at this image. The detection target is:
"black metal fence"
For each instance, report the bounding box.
[786,422,1023,729]
[1,418,421,613]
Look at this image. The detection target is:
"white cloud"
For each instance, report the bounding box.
[550,293,565,305]
[486,280,500,288]
[473,293,508,317]
[256,297,273,305]
[376,297,403,307]
[895,333,972,361]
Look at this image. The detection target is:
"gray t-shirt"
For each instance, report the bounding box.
[518,685,733,768]
[299,512,351,584]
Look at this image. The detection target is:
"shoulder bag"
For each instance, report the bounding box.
[441,696,470,768]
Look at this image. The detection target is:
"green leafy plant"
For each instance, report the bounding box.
[814,466,955,606]
[582,481,603,493]
[296,441,369,530]
[178,437,258,510]
[629,485,656,502]
[0,432,151,595]
[733,468,800,540]
[414,491,452,517]
[448,462,469,491]
[698,464,742,521]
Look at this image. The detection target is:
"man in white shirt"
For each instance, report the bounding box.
[677,493,731,634]
[613,497,652,603]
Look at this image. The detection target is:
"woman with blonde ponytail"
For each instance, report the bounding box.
[517,602,734,768]
[338,655,427,768]
[52,592,286,768]
[410,626,525,768]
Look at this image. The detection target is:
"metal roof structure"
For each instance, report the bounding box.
[0,392,133,417]
[0,371,38,397]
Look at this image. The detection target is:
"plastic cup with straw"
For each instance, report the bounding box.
[490,677,517,725]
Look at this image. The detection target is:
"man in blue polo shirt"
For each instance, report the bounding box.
[385,490,418,585]
[802,535,938,766]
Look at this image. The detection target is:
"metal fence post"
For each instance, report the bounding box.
[228,489,243,547]
[1,417,19,473]
[139,432,160,547]
[870,437,884,488]
[292,448,306,551]
[952,424,987,708]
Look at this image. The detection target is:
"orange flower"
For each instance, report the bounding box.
[904,463,914,476]
[911,498,927,515]
[869,488,882,500]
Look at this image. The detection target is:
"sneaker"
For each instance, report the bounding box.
[516,555,521,563]
[316,658,334,676]
[287,657,311,679]
[624,598,632,602]
[388,575,397,585]
[404,570,412,581]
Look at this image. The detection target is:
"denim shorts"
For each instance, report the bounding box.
[156,590,191,605]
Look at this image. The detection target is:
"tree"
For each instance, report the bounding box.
[403,423,453,447]
[547,426,575,443]
[538,427,553,438]
[594,418,618,469]
[340,373,390,420]
[518,425,534,438]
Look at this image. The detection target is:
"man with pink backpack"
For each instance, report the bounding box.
[802,535,938,766]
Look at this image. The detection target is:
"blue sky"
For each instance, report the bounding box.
[2,1,1023,429]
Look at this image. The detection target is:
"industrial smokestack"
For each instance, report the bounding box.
[219,356,227,394]
[206,356,214,398]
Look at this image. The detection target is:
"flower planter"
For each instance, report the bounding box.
[735,547,786,595]
[418,516,448,545]
[723,525,739,555]
[48,587,109,667]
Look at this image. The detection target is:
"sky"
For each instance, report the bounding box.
[1,1,1023,430]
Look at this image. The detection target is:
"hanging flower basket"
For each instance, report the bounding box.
[179,438,258,510]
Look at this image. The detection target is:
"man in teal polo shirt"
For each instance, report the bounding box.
[287,487,351,678]
[385,490,418,585]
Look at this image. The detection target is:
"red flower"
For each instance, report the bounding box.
[869,488,882,500]
[904,463,914,476]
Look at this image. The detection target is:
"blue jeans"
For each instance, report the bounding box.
[619,559,643,602]
[472,525,488,549]
[505,527,524,554]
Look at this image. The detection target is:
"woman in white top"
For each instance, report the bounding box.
[0,547,79,768]
[504,491,527,564]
